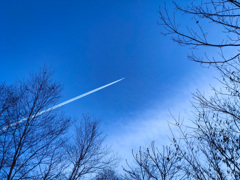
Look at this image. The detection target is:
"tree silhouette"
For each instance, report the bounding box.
[0,67,70,179]
[159,0,240,64]
[124,142,183,180]
[124,1,240,179]
[62,114,117,180]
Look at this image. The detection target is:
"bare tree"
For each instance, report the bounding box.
[124,2,240,177]
[114,1,240,179]
[159,0,240,64]
[94,168,122,180]
[157,1,240,178]
[188,61,240,179]
[125,60,240,180]
[123,59,240,180]
[62,114,117,180]
[124,60,240,179]
[123,142,184,180]
[0,67,70,179]
[157,61,240,179]
[0,83,19,172]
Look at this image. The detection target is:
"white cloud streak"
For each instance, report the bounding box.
[2,78,124,130]
[107,70,220,171]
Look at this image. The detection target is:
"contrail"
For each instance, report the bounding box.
[2,78,124,130]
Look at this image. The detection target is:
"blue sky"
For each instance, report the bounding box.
[0,0,217,167]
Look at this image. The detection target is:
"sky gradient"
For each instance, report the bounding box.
[0,0,217,168]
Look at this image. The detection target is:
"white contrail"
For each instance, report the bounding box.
[2,78,124,130]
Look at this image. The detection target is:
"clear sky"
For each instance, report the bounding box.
[0,0,217,168]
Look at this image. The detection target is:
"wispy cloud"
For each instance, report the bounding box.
[107,69,220,169]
